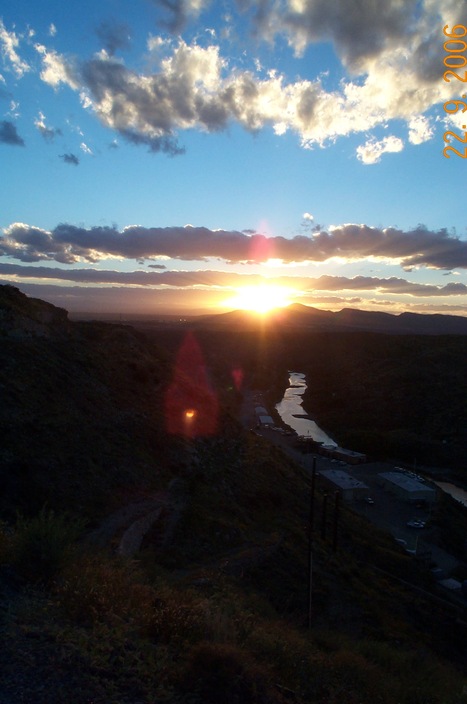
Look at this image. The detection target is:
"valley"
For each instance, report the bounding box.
[1,285,467,704]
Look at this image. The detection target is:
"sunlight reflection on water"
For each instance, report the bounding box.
[434,482,467,508]
[275,371,336,446]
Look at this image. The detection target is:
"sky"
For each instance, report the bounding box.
[1,0,467,316]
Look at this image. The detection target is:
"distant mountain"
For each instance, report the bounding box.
[195,302,467,335]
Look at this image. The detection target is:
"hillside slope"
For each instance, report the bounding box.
[0,285,174,517]
[1,286,466,703]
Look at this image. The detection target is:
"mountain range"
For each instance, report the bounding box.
[196,303,467,335]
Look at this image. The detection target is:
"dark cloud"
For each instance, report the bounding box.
[247,0,418,66]
[120,128,185,156]
[96,21,132,55]
[36,123,62,143]
[0,120,24,146]
[151,0,206,34]
[60,153,79,165]
[1,222,467,271]
[0,262,466,299]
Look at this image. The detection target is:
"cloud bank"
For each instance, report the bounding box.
[0,261,466,299]
[1,222,466,271]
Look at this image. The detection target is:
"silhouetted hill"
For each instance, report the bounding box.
[194,303,467,335]
[0,285,174,517]
[0,284,69,338]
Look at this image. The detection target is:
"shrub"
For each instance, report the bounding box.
[9,506,85,583]
[178,641,283,704]
[56,553,155,626]
[0,521,13,564]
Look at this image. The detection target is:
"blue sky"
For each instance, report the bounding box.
[1,0,467,315]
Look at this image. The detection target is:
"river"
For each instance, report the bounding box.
[275,371,337,446]
[434,482,467,508]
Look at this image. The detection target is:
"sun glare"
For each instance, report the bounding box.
[224,285,292,314]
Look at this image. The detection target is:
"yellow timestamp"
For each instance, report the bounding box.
[443,24,467,159]
[443,24,467,158]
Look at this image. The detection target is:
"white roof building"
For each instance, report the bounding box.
[378,472,436,503]
[319,469,369,502]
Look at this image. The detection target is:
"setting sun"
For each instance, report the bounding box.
[223,285,293,314]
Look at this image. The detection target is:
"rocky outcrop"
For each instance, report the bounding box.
[0,285,69,338]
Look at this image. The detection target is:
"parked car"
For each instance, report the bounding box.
[407,519,425,529]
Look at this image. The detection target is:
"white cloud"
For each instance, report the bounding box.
[0,19,30,78]
[4,2,461,158]
[356,135,404,164]
[35,43,78,89]
[408,115,434,144]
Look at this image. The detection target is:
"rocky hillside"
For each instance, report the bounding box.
[0,284,69,338]
[0,285,175,518]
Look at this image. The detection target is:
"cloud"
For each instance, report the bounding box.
[0,262,466,300]
[408,115,434,145]
[356,135,404,164]
[95,21,132,55]
[34,111,62,142]
[151,0,210,33]
[80,142,93,155]
[0,3,463,158]
[31,7,457,159]
[59,153,79,165]
[0,20,30,77]
[34,43,79,89]
[0,120,24,145]
[252,0,418,65]
[118,128,185,156]
[1,222,467,270]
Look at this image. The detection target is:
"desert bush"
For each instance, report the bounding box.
[0,521,13,563]
[141,584,212,646]
[9,506,85,582]
[56,553,155,626]
[178,640,283,704]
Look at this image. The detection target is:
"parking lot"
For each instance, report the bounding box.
[241,388,460,575]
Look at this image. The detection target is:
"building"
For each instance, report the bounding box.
[319,469,369,502]
[317,445,367,464]
[331,447,367,464]
[378,472,436,504]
